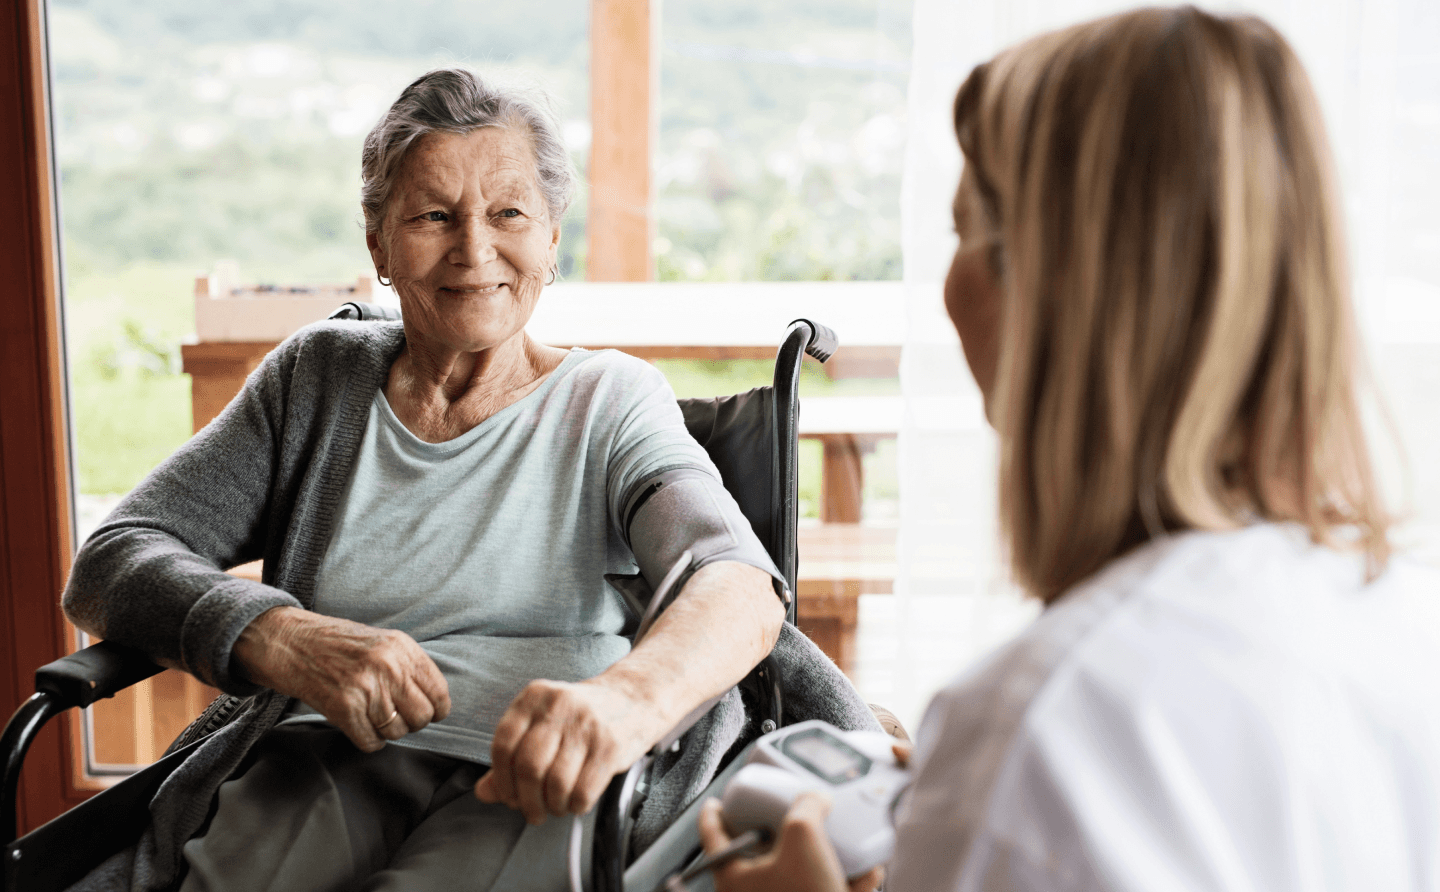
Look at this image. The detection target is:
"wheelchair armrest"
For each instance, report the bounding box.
[5,644,163,850]
[34,641,164,711]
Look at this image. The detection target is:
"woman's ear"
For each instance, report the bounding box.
[366,230,388,278]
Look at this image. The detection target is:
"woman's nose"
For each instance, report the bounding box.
[448,215,497,267]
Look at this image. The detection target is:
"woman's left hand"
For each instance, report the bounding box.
[474,677,656,824]
[696,794,883,892]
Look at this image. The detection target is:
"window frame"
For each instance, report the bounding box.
[0,0,101,834]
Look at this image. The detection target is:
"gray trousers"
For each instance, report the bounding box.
[179,724,587,892]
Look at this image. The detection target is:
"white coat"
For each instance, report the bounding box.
[890,524,1440,892]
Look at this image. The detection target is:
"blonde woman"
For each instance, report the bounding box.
[699,7,1440,891]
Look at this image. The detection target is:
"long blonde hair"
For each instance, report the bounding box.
[954,6,1389,602]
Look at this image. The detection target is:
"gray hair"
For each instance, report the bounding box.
[360,68,577,233]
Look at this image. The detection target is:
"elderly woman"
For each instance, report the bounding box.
[62,69,869,892]
[700,7,1440,892]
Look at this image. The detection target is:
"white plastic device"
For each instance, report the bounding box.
[719,720,909,879]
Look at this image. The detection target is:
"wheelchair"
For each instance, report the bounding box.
[3,315,879,892]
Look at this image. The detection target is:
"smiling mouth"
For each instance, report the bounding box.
[441,283,507,295]
[443,283,506,295]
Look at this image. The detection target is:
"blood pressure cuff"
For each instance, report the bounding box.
[610,468,789,625]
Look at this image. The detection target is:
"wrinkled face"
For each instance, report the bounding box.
[944,166,1003,416]
[367,127,560,356]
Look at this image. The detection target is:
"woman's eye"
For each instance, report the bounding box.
[498,208,521,218]
[422,211,448,222]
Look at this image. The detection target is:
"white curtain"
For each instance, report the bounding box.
[866,0,1439,729]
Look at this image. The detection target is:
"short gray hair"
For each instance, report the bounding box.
[361,68,577,233]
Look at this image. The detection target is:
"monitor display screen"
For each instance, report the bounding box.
[782,729,871,784]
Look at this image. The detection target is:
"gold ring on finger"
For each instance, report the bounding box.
[375,710,400,730]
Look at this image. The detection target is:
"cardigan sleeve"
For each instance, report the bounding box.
[63,337,307,695]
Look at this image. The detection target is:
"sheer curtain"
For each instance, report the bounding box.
[865,0,1440,729]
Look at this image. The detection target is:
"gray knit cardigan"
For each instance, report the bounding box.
[63,321,879,891]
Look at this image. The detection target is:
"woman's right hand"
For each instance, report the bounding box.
[697,795,882,892]
[231,606,451,752]
[696,741,911,892]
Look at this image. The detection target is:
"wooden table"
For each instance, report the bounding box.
[794,524,896,674]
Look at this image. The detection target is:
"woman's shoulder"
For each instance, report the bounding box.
[553,348,674,401]
[908,524,1440,888]
[250,319,405,393]
[913,532,1189,745]
[946,524,1440,729]
[563,347,665,379]
[280,318,406,363]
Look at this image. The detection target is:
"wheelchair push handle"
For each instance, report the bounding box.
[787,318,838,364]
[328,301,402,322]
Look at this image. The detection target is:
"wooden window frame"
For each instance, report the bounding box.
[0,0,95,833]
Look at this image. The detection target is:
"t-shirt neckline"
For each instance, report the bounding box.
[375,349,588,452]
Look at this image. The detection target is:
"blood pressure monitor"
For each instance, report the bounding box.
[719,720,910,879]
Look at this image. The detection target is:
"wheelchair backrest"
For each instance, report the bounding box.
[677,388,777,566]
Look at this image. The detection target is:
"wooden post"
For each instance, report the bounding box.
[588,0,657,281]
[820,435,868,524]
[181,341,276,433]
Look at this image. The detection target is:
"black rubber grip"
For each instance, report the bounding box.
[328,301,402,322]
[34,641,164,710]
[789,318,838,363]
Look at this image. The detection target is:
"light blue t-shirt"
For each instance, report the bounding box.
[284,349,716,763]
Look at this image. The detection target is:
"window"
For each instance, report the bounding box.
[656,0,910,282]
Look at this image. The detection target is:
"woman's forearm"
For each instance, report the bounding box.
[594,560,785,741]
[475,559,785,822]
[61,338,300,692]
